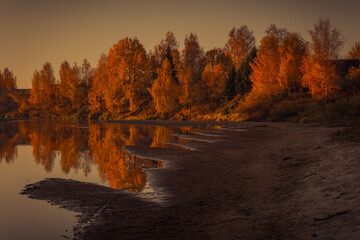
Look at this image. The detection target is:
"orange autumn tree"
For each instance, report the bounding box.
[250,25,289,95]
[149,32,181,116]
[240,30,284,118]
[250,25,305,96]
[29,62,56,115]
[302,18,345,101]
[29,71,41,107]
[226,26,256,70]
[200,48,232,108]
[240,25,307,118]
[278,33,306,94]
[59,61,78,107]
[180,33,204,108]
[59,59,92,114]
[88,54,108,116]
[78,59,92,109]
[151,31,181,79]
[0,68,16,94]
[0,68,17,115]
[104,37,151,115]
[149,58,180,116]
[40,62,56,108]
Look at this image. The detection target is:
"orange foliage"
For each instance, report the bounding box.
[0,120,178,191]
[180,33,203,106]
[0,122,19,163]
[59,61,78,104]
[88,124,164,191]
[28,62,56,114]
[149,59,180,115]
[250,34,281,94]
[29,128,56,172]
[201,48,232,106]
[152,31,181,75]
[29,71,41,107]
[227,26,256,69]
[302,51,338,100]
[7,20,354,120]
[0,68,16,93]
[251,26,305,97]
[278,33,306,94]
[105,38,151,114]
[88,54,107,115]
[302,18,344,101]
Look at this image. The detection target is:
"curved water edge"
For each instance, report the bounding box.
[0,120,232,239]
[171,134,221,143]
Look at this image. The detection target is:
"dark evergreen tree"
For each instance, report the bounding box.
[236,47,257,95]
[225,66,237,101]
[164,46,179,84]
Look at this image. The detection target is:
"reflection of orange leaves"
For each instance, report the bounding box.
[0,140,16,163]
[151,126,192,148]
[150,126,171,148]
[88,124,175,191]
[0,121,181,192]
[29,130,56,173]
[0,122,33,163]
[59,137,79,174]
[88,124,148,190]
[25,121,91,174]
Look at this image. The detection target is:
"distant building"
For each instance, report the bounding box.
[330,59,360,81]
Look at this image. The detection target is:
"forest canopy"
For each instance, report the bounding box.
[1,18,360,122]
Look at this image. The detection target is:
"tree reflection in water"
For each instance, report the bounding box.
[0,120,192,191]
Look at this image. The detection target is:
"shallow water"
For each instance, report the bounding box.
[0,120,194,240]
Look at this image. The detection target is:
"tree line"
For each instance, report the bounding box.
[2,18,360,121]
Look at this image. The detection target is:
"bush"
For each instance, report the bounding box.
[297,94,360,122]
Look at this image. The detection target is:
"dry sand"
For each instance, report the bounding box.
[21,121,360,239]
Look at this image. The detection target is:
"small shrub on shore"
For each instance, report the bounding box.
[297,94,360,122]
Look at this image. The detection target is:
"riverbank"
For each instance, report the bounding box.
[22,121,360,239]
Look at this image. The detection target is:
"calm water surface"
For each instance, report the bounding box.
[0,120,194,240]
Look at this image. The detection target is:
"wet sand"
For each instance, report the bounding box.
[22,122,360,239]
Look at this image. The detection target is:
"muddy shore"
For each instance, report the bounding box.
[22,122,360,239]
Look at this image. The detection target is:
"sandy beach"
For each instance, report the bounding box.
[21,121,360,239]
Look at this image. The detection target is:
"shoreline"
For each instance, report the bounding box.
[21,121,360,239]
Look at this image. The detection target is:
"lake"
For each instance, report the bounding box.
[0,120,194,240]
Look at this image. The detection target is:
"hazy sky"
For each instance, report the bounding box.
[1,0,359,88]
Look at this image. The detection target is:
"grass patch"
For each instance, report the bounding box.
[298,94,360,123]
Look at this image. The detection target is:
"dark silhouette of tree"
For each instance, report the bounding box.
[236,47,257,96]
[225,66,237,101]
